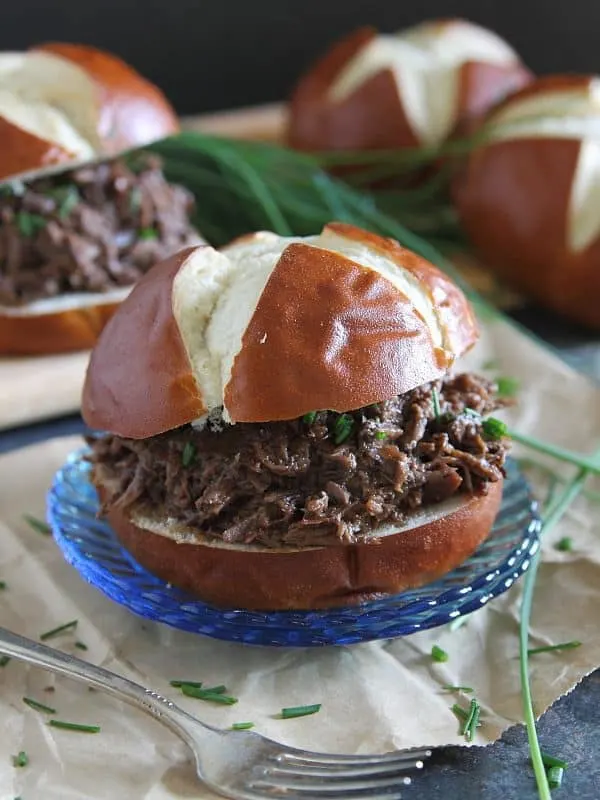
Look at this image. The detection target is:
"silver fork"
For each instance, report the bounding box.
[0,626,430,800]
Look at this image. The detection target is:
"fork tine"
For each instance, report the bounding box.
[251,772,413,792]
[275,747,431,768]
[264,761,417,778]
[245,786,407,800]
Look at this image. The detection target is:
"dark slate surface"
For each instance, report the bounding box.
[1,306,599,798]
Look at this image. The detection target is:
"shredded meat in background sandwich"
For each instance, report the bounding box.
[0,154,201,306]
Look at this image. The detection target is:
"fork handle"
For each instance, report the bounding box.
[0,625,210,744]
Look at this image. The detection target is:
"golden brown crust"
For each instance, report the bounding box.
[287,24,531,153]
[82,248,206,437]
[0,116,76,181]
[225,228,477,421]
[456,60,532,130]
[326,222,479,356]
[287,26,420,152]
[103,479,503,610]
[37,42,179,153]
[0,300,121,355]
[454,76,600,329]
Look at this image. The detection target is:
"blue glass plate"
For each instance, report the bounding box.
[47,451,540,647]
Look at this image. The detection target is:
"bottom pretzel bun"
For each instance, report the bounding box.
[0,289,130,355]
[96,467,503,611]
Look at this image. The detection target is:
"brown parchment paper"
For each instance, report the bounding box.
[0,314,599,800]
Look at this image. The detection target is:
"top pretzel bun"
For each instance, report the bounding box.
[287,19,531,152]
[0,42,178,183]
[82,223,479,439]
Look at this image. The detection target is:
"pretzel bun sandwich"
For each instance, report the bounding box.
[0,42,178,183]
[83,223,510,610]
[288,19,531,153]
[454,75,600,329]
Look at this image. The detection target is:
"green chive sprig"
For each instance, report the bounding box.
[280,704,321,719]
[231,721,255,730]
[181,442,196,467]
[555,536,573,552]
[180,684,237,705]
[431,644,449,663]
[547,766,564,789]
[23,697,56,715]
[332,414,353,445]
[431,388,441,418]
[541,752,568,770]
[519,465,592,800]
[442,685,474,693]
[170,679,203,689]
[482,417,508,440]
[49,720,100,734]
[23,514,51,535]
[462,699,481,742]
[303,411,317,424]
[527,641,581,656]
[496,376,520,397]
[12,751,28,768]
[40,620,78,641]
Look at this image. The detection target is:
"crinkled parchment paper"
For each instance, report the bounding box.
[0,315,599,800]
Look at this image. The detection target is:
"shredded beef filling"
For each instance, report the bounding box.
[88,373,510,548]
[0,154,201,306]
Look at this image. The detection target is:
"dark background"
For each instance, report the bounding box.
[1,0,598,114]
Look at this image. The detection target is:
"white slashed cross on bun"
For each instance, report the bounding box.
[288,19,531,152]
[454,75,600,329]
[0,43,178,182]
[83,222,479,437]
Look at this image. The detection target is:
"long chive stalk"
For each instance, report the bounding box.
[519,466,591,800]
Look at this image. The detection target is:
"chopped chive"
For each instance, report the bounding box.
[0,655,11,667]
[554,536,573,552]
[74,641,88,651]
[547,765,564,789]
[23,696,57,714]
[181,442,196,467]
[202,684,226,695]
[463,407,481,419]
[375,430,387,440]
[451,704,469,722]
[280,704,321,719]
[431,388,441,418]
[231,721,255,730]
[138,226,158,240]
[431,644,449,663]
[541,752,568,770]
[180,685,238,704]
[12,751,28,768]
[333,414,353,445]
[528,641,581,656]
[496,376,520,397]
[0,581,6,589]
[462,699,481,742]
[49,720,100,733]
[303,411,317,424]
[23,514,51,535]
[40,620,78,641]
[482,417,508,440]
[442,685,474,693]
[16,211,46,237]
[170,679,203,689]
